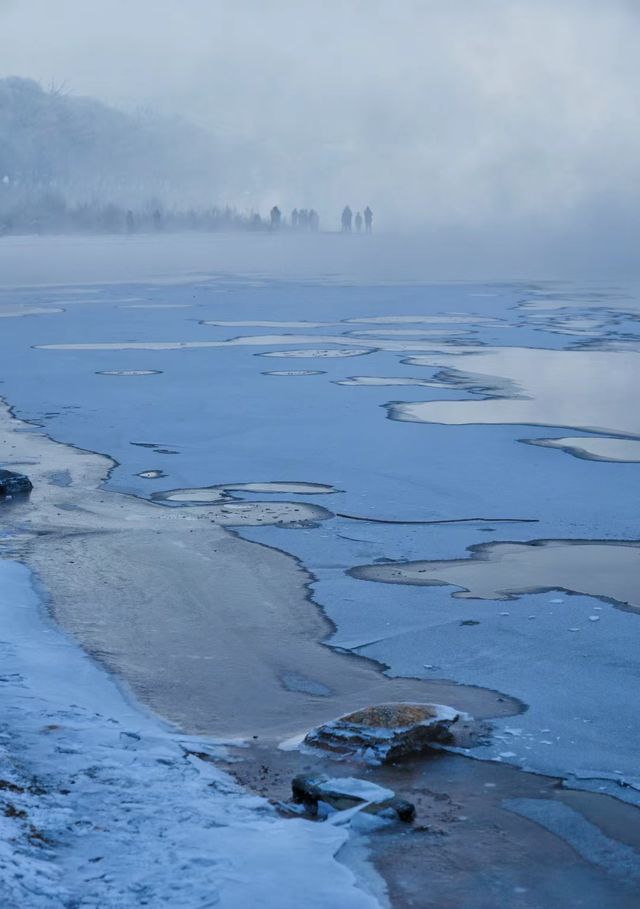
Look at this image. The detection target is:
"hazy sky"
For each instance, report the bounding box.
[2,0,639,244]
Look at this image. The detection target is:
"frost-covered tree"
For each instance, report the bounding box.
[0,77,235,231]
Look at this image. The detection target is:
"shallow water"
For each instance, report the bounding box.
[0,253,638,805]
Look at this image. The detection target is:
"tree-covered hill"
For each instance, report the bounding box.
[0,77,250,232]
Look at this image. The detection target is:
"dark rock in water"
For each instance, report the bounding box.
[304,703,461,763]
[0,469,33,498]
[292,774,415,822]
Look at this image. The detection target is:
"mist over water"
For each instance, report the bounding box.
[1,0,640,273]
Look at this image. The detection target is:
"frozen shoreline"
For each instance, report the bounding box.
[1,244,639,904]
[0,400,397,906]
[0,400,515,740]
[0,558,386,908]
[0,397,513,907]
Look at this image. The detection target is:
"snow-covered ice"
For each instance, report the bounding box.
[0,558,381,908]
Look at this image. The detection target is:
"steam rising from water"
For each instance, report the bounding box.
[2,0,640,266]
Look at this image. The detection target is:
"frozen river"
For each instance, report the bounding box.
[0,234,639,905]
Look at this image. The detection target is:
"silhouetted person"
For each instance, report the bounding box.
[270,205,281,228]
[341,205,352,232]
[364,206,373,233]
[152,208,162,231]
[291,208,299,228]
[355,211,363,233]
[126,210,135,233]
[309,209,319,232]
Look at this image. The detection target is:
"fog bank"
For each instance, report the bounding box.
[1,1,640,265]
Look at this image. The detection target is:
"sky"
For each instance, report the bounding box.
[1,0,639,257]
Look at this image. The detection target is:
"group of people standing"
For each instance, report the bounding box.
[268,205,373,233]
[291,208,320,230]
[341,205,373,233]
[269,206,320,230]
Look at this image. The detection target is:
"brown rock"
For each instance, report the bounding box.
[304,702,461,763]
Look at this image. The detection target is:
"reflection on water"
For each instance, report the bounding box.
[351,539,640,612]
[525,436,640,463]
[395,347,640,438]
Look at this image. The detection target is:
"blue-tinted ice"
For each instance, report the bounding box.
[0,264,638,805]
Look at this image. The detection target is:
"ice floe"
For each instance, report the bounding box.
[0,306,64,317]
[344,314,500,325]
[259,348,375,359]
[525,436,640,463]
[96,369,162,377]
[334,376,446,388]
[263,370,326,376]
[153,481,336,504]
[202,320,332,328]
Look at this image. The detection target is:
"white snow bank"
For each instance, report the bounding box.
[0,558,381,908]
